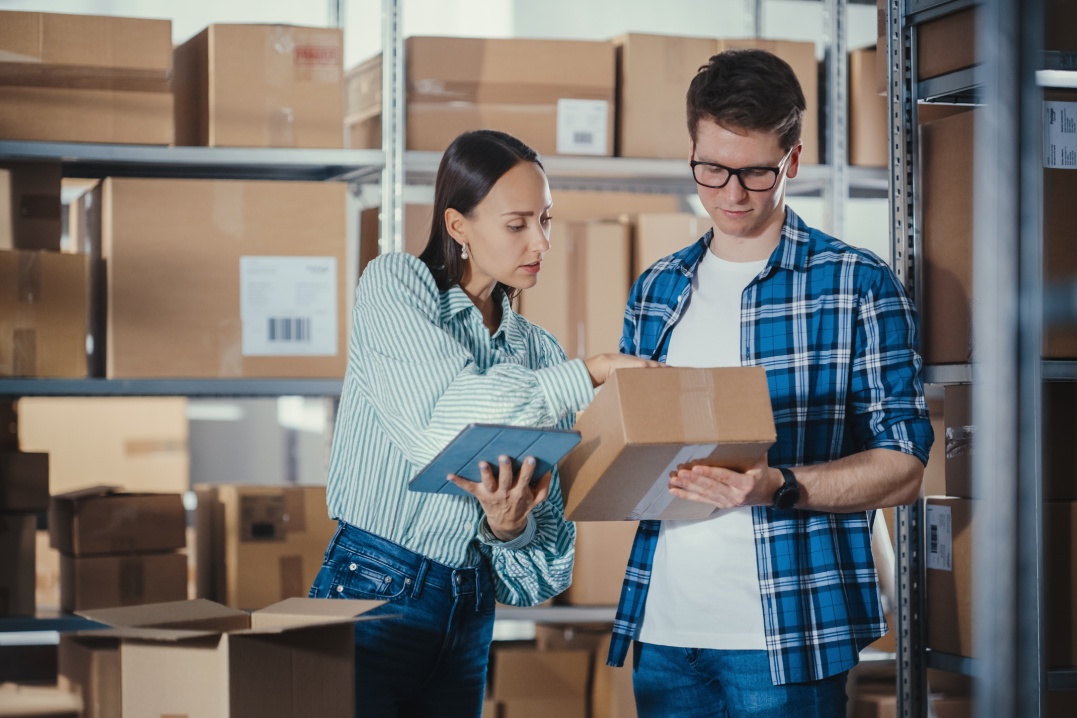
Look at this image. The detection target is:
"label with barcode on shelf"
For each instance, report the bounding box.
[556,99,609,155]
[925,504,953,571]
[240,256,337,357]
[1044,101,1077,168]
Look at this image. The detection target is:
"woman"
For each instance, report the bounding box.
[310,129,659,717]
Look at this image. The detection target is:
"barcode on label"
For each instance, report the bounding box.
[930,524,938,554]
[267,317,311,343]
[573,131,594,144]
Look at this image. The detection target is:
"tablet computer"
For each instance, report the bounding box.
[407,423,582,497]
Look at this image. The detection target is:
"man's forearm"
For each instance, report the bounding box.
[790,448,924,513]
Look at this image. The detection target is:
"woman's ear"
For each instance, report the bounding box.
[444,207,467,244]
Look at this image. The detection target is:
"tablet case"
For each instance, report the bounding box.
[407,424,582,497]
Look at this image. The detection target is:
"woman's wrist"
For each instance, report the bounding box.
[479,514,537,549]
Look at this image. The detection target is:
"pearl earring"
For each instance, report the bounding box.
[460,244,469,260]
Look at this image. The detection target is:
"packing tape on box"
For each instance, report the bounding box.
[124,438,188,457]
[945,425,974,459]
[627,443,718,520]
[0,62,171,93]
[677,371,719,429]
[279,554,304,600]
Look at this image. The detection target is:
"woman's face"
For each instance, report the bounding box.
[447,161,553,294]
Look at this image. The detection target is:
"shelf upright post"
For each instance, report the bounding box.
[743,0,764,36]
[823,0,848,240]
[889,1,927,716]
[380,0,405,254]
[972,0,1046,716]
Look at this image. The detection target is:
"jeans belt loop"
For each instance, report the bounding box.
[474,570,481,613]
[411,559,429,599]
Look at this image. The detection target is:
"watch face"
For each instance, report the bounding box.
[774,482,800,510]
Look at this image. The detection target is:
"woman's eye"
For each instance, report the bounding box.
[508,224,526,232]
[540,215,552,225]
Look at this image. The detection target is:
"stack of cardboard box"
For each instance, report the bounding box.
[50,487,188,612]
[0,400,48,617]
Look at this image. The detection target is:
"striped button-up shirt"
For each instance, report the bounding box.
[325,253,593,605]
[607,207,933,684]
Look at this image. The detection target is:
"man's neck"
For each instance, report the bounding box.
[709,223,783,262]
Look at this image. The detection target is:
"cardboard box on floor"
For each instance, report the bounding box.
[633,213,713,277]
[491,648,590,718]
[94,178,348,379]
[925,498,1077,665]
[195,484,336,610]
[50,486,187,556]
[0,683,81,717]
[592,634,637,718]
[615,33,819,164]
[58,633,120,718]
[75,597,384,718]
[560,367,775,521]
[849,48,888,168]
[852,686,971,718]
[518,219,631,359]
[0,512,35,616]
[558,520,637,606]
[0,10,173,145]
[346,37,615,156]
[16,397,189,495]
[0,162,62,251]
[174,24,343,148]
[0,249,89,377]
[60,551,188,612]
[0,451,48,511]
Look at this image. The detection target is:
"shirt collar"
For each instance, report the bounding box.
[678,205,811,277]
[440,285,523,346]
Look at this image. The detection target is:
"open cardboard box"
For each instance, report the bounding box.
[74,597,386,717]
[559,367,776,521]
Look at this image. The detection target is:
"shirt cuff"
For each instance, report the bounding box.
[534,358,593,421]
[478,513,537,550]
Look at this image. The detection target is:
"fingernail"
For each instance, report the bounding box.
[526,457,536,466]
[479,462,488,471]
[500,455,510,464]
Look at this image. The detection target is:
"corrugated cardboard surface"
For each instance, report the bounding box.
[174,24,344,148]
[492,648,590,718]
[195,484,336,610]
[0,451,48,511]
[615,33,819,164]
[849,48,888,167]
[592,634,636,718]
[560,367,776,521]
[917,8,977,81]
[0,11,173,144]
[0,249,89,377]
[518,220,631,359]
[347,36,615,156]
[558,521,637,606]
[633,213,713,277]
[16,397,189,495]
[60,550,188,612]
[0,683,81,717]
[0,512,35,616]
[50,488,187,555]
[0,162,62,251]
[58,634,121,718]
[359,204,432,277]
[925,498,973,658]
[100,177,347,378]
[1043,89,1077,358]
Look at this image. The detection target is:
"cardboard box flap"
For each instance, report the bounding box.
[74,627,225,644]
[78,598,249,631]
[52,484,121,501]
[247,597,387,632]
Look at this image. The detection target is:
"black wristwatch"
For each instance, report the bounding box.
[772,467,801,510]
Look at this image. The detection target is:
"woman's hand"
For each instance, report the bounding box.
[447,455,549,541]
[583,353,664,388]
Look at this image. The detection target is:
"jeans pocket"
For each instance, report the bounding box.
[327,551,411,601]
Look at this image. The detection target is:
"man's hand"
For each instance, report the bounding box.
[668,454,782,510]
[448,455,550,541]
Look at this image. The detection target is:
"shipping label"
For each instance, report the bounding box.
[1043,101,1077,169]
[240,256,337,357]
[556,99,609,156]
[925,504,953,571]
[627,443,718,520]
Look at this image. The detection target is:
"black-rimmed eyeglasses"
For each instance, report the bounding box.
[689,147,795,191]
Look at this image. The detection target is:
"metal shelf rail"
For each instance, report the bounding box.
[0,379,344,398]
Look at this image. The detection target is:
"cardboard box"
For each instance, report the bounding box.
[558,521,637,606]
[0,683,81,717]
[849,48,888,167]
[552,190,684,222]
[0,451,48,511]
[852,687,971,718]
[16,397,189,495]
[518,219,632,359]
[491,648,590,718]
[195,484,336,610]
[482,699,501,718]
[96,178,348,379]
[36,528,60,610]
[346,37,615,156]
[0,162,62,251]
[0,249,89,377]
[60,551,188,611]
[174,24,343,148]
[0,399,15,450]
[76,597,384,718]
[560,367,776,521]
[615,33,819,164]
[1042,90,1077,358]
[58,633,121,718]
[50,487,187,556]
[0,511,35,616]
[633,213,713,277]
[359,204,433,276]
[592,634,636,718]
[0,10,173,144]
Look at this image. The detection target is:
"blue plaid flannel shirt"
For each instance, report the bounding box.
[606,207,933,685]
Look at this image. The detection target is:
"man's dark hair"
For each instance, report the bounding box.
[686,49,806,152]
[419,129,544,295]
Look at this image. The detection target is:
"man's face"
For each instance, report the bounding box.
[691,120,800,241]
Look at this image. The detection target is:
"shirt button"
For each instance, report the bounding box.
[349,563,357,571]
[336,585,344,593]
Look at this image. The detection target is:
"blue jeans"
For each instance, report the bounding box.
[633,642,848,718]
[309,521,496,718]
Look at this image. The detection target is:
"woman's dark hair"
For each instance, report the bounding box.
[419,130,544,294]
[686,49,806,152]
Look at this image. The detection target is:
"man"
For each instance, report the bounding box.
[607,49,933,716]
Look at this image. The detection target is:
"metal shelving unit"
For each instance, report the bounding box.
[0,379,343,398]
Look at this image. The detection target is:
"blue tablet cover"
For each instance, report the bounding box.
[407,424,582,497]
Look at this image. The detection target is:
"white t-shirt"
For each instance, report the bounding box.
[638,248,770,650]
